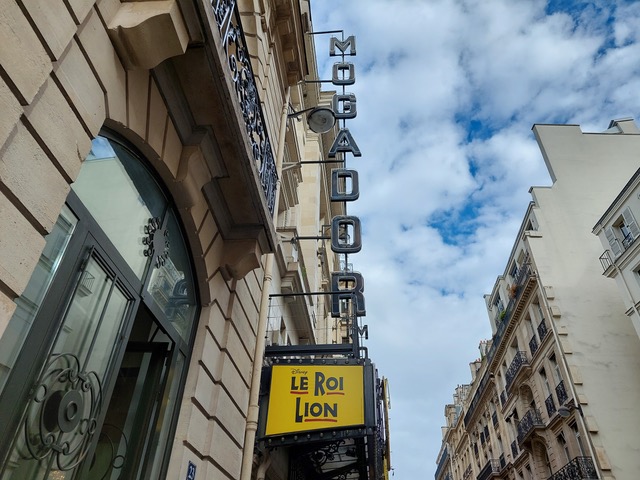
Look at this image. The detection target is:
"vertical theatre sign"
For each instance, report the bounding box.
[327,34,366,321]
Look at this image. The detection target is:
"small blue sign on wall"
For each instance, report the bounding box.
[186,461,196,480]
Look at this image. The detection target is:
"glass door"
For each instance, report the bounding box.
[0,242,137,479]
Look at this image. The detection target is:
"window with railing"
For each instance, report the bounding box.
[506,351,529,391]
[556,380,568,406]
[516,409,544,443]
[547,456,598,480]
[477,459,500,480]
[545,393,556,417]
[537,318,548,341]
[604,207,640,259]
[510,440,518,459]
[529,335,539,357]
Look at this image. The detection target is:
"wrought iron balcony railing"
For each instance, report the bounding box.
[505,351,529,391]
[213,0,278,215]
[547,456,598,480]
[463,464,473,480]
[537,318,548,341]
[545,393,556,417]
[435,447,449,480]
[477,459,500,480]
[556,380,568,406]
[622,232,635,250]
[529,335,539,357]
[599,250,613,271]
[516,408,544,444]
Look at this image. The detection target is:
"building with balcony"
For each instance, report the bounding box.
[0,1,386,479]
[435,118,640,480]
[593,162,640,341]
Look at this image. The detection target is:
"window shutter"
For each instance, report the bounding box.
[605,226,622,257]
[622,207,640,239]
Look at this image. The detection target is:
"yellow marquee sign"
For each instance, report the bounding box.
[264,365,365,436]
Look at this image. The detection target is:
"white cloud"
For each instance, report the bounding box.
[310,0,640,477]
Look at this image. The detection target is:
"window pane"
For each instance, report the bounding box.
[72,137,166,279]
[146,210,197,341]
[0,206,77,393]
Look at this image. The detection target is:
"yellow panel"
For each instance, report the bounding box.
[265,365,365,436]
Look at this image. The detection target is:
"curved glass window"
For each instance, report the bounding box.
[0,134,199,479]
[72,136,197,341]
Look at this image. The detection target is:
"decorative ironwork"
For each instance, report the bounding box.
[529,335,539,357]
[213,0,278,215]
[511,440,518,460]
[599,250,613,271]
[516,408,543,444]
[289,440,362,480]
[477,459,500,480]
[436,447,449,479]
[463,464,473,480]
[537,318,548,341]
[548,456,598,480]
[143,217,169,268]
[556,380,568,406]
[505,351,529,391]
[20,353,102,471]
[622,232,635,249]
[89,423,128,479]
[545,393,556,417]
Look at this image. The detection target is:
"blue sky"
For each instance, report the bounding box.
[309,0,640,477]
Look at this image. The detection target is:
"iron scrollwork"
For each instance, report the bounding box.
[212,0,278,215]
[143,217,170,268]
[21,353,102,471]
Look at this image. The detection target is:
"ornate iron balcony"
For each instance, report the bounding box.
[545,393,556,417]
[510,440,518,460]
[537,318,548,341]
[506,351,529,391]
[547,456,598,480]
[529,335,539,357]
[435,447,449,480]
[477,459,500,480]
[556,380,568,406]
[213,0,278,215]
[516,408,544,444]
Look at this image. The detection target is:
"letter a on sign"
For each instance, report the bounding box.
[328,129,362,158]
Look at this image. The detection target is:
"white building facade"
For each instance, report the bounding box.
[436,119,640,480]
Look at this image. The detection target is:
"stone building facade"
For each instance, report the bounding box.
[0,0,354,478]
[435,119,640,480]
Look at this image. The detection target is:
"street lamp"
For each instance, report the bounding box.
[557,403,582,418]
[288,107,336,134]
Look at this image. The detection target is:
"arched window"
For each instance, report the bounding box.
[0,134,199,479]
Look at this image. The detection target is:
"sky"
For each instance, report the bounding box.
[309,0,640,477]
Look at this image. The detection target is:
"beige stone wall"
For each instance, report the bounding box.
[0,0,300,478]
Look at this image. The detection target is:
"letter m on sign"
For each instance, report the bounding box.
[330,36,356,56]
